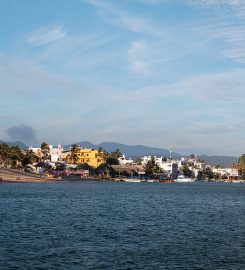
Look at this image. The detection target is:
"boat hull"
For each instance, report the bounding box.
[174,178,195,183]
[123,178,142,183]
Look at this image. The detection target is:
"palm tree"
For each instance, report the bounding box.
[233,154,245,179]
[67,144,80,164]
[110,149,122,159]
[0,143,10,167]
[22,149,39,167]
[41,142,50,161]
[9,146,23,168]
[98,147,109,162]
[144,156,161,178]
[0,144,24,168]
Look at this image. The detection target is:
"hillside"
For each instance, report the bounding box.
[0,140,28,150]
[198,155,238,168]
[64,141,181,158]
[0,140,239,167]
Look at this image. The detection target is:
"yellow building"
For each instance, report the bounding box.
[64,148,105,168]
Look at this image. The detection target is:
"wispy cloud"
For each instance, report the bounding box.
[28,26,66,45]
[128,41,151,75]
[87,0,163,36]
[186,0,245,16]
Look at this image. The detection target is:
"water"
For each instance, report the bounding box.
[0,181,244,270]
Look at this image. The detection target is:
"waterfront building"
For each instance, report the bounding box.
[50,144,63,162]
[180,157,206,177]
[212,167,239,180]
[118,155,134,165]
[141,156,179,179]
[65,148,105,168]
[29,144,63,162]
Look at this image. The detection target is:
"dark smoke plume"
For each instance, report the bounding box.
[6,124,38,146]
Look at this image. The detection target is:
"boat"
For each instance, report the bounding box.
[159,178,173,183]
[174,175,195,183]
[123,178,142,183]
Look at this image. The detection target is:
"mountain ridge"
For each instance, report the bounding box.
[0,140,239,167]
[64,141,238,167]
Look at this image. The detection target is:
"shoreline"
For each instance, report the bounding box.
[0,168,57,183]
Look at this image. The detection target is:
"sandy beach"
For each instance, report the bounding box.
[0,168,56,183]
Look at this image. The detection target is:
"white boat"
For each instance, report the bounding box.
[174,175,195,183]
[123,178,142,183]
[231,180,244,183]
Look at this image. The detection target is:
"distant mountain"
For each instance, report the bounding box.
[64,141,181,158]
[64,141,239,167]
[0,140,239,167]
[0,140,28,150]
[198,155,238,168]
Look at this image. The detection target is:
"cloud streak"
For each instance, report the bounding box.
[88,0,164,37]
[28,26,66,45]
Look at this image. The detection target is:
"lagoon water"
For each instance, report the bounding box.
[0,181,245,270]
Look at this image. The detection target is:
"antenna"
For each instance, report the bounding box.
[169,145,173,159]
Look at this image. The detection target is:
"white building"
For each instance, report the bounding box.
[29,144,63,162]
[212,167,239,179]
[49,144,63,162]
[118,155,134,165]
[180,157,206,177]
[141,156,179,179]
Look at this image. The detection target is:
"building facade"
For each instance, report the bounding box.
[29,144,63,162]
[65,148,105,168]
[141,156,179,179]
[118,155,134,165]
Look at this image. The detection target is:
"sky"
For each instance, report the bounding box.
[1,0,245,156]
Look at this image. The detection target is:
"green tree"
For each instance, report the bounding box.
[41,142,50,161]
[189,154,196,159]
[144,156,161,177]
[68,144,80,164]
[234,154,245,178]
[0,144,25,168]
[106,157,119,165]
[182,164,193,177]
[110,149,122,159]
[0,143,10,167]
[98,147,109,161]
[9,146,23,167]
[55,162,66,171]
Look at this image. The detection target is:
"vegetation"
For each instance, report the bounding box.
[98,147,109,161]
[41,142,50,161]
[0,143,24,168]
[181,164,193,177]
[106,157,119,165]
[144,156,161,177]
[22,149,39,167]
[97,147,122,165]
[110,149,122,159]
[233,154,245,178]
[189,154,196,159]
[55,162,66,171]
[197,168,214,180]
[67,144,80,164]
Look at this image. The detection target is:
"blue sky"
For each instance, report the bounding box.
[1,0,245,155]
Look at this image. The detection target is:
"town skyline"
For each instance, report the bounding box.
[1,1,245,156]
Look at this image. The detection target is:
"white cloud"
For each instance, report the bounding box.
[130,60,150,75]
[124,68,245,105]
[186,0,245,16]
[28,26,66,45]
[128,41,151,75]
[88,0,163,36]
[1,53,245,154]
